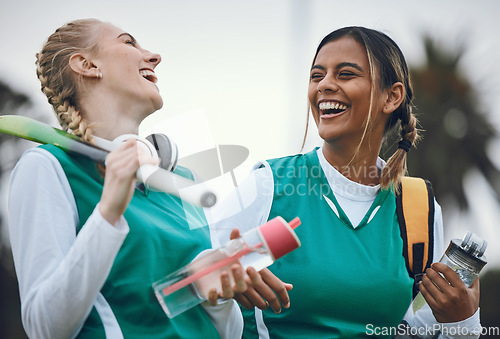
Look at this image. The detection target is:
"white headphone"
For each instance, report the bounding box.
[146,133,178,172]
[92,133,217,207]
[94,133,178,172]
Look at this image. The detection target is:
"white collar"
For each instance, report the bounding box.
[316,147,384,202]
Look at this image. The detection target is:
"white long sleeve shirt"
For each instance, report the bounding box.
[8,147,242,339]
[207,147,481,339]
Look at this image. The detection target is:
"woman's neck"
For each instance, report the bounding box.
[89,117,141,140]
[321,141,381,186]
[80,97,147,141]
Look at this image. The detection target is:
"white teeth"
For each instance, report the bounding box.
[139,70,158,83]
[319,102,347,110]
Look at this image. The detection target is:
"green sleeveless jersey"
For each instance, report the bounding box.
[41,145,220,339]
[242,149,413,338]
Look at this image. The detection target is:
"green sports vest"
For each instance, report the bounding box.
[41,145,220,339]
[242,149,413,338]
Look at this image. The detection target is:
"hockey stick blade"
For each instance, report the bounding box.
[0,115,109,162]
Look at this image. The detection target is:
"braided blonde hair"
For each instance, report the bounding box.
[36,19,104,143]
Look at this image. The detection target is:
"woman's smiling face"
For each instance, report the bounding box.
[308,36,387,146]
[93,23,163,115]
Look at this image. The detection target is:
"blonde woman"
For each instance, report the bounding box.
[9,19,246,338]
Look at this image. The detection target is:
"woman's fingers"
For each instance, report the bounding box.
[431,262,464,288]
[227,267,293,313]
[233,291,256,310]
[220,228,292,314]
[219,264,247,300]
[420,263,480,323]
[100,138,159,225]
[419,271,439,309]
[238,287,270,310]
[422,265,450,295]
[242,267,290,313]
[232,264,247,293]
[207,288,219,306]
[229,228,240,240]
[259,268,292,309]
[99,140,138,223]
[220,271,234,299]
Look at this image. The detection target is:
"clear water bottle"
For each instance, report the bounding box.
[405,231,487,316]
[153,216,301,318]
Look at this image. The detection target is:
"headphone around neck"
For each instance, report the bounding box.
[93,133,178,172]
[146,133,178,172]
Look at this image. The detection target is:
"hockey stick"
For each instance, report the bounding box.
[0,115,217,207]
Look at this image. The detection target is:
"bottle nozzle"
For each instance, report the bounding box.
[460,231,487,258]
[289,217,301,230]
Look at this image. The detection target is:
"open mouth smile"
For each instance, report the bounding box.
[318,101,349,117]
[139,69,158,83]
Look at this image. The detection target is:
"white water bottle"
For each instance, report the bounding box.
[153,216,301,318]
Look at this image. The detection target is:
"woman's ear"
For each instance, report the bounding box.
[69,53,101,79]
[382,82,404,115]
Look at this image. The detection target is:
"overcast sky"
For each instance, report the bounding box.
[2,0,499,157]
[1,0,499,267]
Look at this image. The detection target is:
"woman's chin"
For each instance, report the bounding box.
[318,127,338,142]
[152,96,164,111]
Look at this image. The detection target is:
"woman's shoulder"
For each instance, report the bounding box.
[258,148,319,175]
[10,146,68,187]
[14,146,62,170]
[265,148,318,162]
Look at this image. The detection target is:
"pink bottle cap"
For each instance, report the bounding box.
[258,217,301,261]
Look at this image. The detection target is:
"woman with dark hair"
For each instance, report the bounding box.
[211,26,481,338]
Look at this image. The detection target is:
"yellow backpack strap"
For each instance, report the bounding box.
[396,177,435,298]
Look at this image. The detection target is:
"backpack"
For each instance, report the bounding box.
[396,177,435,298]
